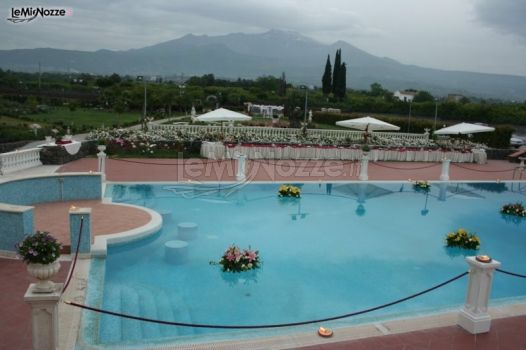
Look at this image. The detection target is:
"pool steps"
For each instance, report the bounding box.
[99,283,195,345]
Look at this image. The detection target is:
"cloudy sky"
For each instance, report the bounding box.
[1,0,525,76]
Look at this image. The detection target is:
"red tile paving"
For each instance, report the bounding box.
[57,157,521,182]
[295,316,526,350]
[0,258,70,350]
[33,200,151,249]
[2,156,524,349]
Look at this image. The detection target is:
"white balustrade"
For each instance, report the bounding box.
[152,124,428,144]
[0,148,42,175]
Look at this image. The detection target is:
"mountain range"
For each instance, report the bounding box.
[1,29,525,101]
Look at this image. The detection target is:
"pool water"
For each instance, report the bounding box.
[94,182,526,346]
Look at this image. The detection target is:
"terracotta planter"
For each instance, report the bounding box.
[27,261,61,293]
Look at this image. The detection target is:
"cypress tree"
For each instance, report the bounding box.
[278,72,287,96]
[321,55,332,95]
[332,49,341,95]
[337,62,347,100]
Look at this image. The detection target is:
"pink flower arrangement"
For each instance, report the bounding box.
[214,244,261,272]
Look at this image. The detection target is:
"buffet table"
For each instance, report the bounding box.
[38,140,82,155]
[201,142,487,164]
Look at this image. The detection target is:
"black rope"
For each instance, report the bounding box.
[451,163,516,173]
[496,268,526,279]
[62,216,84,294]
[251,159,357,169]
[370,162,440,170]
[110,157,227,166]
[65,271,467,329]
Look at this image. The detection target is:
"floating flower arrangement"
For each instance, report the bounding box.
[211,245,260,273]
[278,184,301,198]
[413,180,431,191]
[445,228,480,250]
[501,203,526,217]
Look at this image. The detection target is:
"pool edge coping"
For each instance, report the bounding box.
[91,202,162,257]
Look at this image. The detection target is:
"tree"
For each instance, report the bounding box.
[413,90,434,103]
[332,49,341,95]
[370,82,386,97]
[278,72,287,97]
[322,55,332,95]
[338,63,347,100]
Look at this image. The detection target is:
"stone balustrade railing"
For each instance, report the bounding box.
[0,148,42,175]
[149,124,429,143]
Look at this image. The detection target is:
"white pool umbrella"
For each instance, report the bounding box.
[336,116,400,131]
[434,122,495,135]
[195,108,251,122]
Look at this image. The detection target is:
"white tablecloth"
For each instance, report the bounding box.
[201,142,487,163]
[39,140,82,155]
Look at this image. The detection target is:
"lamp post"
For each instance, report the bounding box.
[407,100,412,133]
[143,79,147,122]
[301,85,309,123]
[137,75,147,126]
[433,99,438,130]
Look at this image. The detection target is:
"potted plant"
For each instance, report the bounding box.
[97,139,107,152]
[16,231,62,293]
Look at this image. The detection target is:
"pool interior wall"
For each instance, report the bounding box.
[78,181,526,348]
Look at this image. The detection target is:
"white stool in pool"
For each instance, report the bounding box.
[157,209,172,223]
[164,240,189,264]
[177,222,198,240]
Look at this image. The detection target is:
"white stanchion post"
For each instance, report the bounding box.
[359,153,369,181]
[236,154,246,182]
[97,147,106,182]
[440,158,451,181]
[457,256,501,334]
[24,283,63,350]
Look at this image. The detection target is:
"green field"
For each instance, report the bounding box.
[26,108,141,129]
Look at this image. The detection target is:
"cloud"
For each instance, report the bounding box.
[0,0,377,50]
[474,0,526,40]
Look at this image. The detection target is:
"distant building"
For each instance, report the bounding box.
[321,108,341,114]
[447,94,465,103]
[394,90,417,102]
[246,103,284,118]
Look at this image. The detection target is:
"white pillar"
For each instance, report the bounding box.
[457,256,501,334]
[359,154,369,181]
[97,148,106,182]
[440,158,451,181]
[236,154,246,181]
[24,283,63,350]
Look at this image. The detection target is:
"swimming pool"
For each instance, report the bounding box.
[83,182,526,347]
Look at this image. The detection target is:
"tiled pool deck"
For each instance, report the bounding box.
[2,157,526,349]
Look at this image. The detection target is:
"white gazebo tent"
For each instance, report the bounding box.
[336,116,400,143]
[195,108,251,123]
[434,122,495,135]
[336,116,400,131]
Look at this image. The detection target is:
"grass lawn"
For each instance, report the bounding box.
[0,116,29,126]
[26,107,141,130]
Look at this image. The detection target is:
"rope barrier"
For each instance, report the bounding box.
[109,157,227,166]
[370,162,440,171]
[64,271,467,329]
[451,163,517,173]
[496,268,526,279]
[62,216,84,295]
[251,159,357,169]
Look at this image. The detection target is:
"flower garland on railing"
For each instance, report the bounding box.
[413,180,431,191]
[445,228,480,250]
[278,184,301,198]
[501,203,526,217]
[211,245,260,273]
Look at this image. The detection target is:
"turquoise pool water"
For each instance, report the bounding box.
[94,182,526,346]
